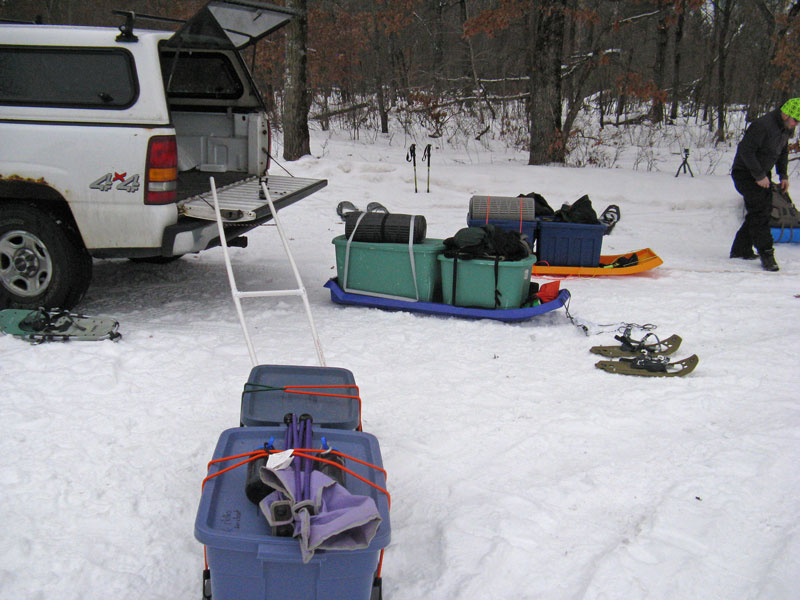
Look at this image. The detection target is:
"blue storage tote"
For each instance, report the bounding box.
[241,365,360,430]
[332,235,445,301]
[438,254,536,309]
[536,220,607,267]
[466,217,537,248]
[195,426,390,600]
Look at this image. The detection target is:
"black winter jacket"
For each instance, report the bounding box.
[731,109,793,182]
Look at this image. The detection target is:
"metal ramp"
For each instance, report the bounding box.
[210,177,325,367]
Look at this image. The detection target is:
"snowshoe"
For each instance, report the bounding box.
[600,204,621,233]
[595,354,698,377]
[366,202,389,214]
[0,308,121,343]
[336,201,359,219]
[590,332,682,358]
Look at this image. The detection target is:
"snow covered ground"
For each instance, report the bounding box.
[2,124,799,600]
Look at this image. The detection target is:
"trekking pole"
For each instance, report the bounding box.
[422,144,431,193]
[406,144,417,193]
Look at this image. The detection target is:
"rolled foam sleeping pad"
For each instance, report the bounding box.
[469,195,537,221]
[344,211,427,243]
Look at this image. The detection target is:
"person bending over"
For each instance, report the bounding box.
[730,98,799,272]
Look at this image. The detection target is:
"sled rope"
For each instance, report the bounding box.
[562,295,658,338]
[242,383,363,430]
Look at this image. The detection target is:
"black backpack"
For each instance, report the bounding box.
[770,186,800,229]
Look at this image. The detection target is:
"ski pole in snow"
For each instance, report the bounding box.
[406,144,417,192]
[422,144,431,193]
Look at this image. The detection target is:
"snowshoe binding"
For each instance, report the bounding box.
[595,354,698,377]
[366,202,389,214]
[0,307,122,344]
[336,201,359,219]
[590,327,682,358]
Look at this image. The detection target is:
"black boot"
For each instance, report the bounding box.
[760,250,779,272]
[730,248,758,260]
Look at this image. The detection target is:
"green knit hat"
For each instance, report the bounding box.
[781,98,800,120]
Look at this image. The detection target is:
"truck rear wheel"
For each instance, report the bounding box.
[0,203,92,310]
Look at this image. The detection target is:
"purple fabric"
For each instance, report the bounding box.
[259,465,382,563]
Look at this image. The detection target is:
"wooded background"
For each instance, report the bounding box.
[2,0,799,163]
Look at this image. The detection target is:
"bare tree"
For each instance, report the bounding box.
[283,0,311,160]
[527,0,567,165]
[669,0,687,121]
[712,0,734,142]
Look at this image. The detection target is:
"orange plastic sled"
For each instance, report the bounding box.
[531,248,662,277]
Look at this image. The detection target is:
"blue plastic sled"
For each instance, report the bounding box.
[324,278,570,322]
[772,227,800,243]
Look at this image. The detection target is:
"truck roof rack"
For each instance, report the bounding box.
[112,10,186,42]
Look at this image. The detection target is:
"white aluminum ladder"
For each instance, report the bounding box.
[210,177,326,367]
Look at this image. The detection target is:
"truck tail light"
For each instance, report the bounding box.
[145,135,177,205]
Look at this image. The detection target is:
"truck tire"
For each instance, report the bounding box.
[0,203,93,310]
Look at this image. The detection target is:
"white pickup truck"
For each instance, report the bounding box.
[0,1,326,309]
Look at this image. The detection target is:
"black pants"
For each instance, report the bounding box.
[731,172,774,255]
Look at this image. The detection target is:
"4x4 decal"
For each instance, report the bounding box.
[90,172,141,193]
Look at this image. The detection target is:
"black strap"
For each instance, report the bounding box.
[378,213,389,241]
[622,356,668,372]
[493,256,501,308]
[451,255,459,306]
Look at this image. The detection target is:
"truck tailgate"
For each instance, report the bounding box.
[178,174,327,222]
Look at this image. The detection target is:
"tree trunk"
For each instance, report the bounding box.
[282,0,311,161]
[649,8,669,123]
[669,1,686,121]
[527,0,566,165]
[432,0,445,88]
[714,0,733,143]
[459,0,472,91]
[372,12,389,134]
[616,51,633,126]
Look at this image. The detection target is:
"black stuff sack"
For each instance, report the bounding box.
[517,192,555,217]
[554,195,600,224]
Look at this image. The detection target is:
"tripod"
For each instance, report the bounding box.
[675,148,694,178]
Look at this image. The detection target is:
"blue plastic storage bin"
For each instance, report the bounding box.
[195,426,390,600]
[241,365,360,430]
[536,220,607,267]
[466,217,537,249]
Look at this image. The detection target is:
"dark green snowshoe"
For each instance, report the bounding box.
[0,308,121,344]
[595,354,698,377]
[590,333,682,358]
